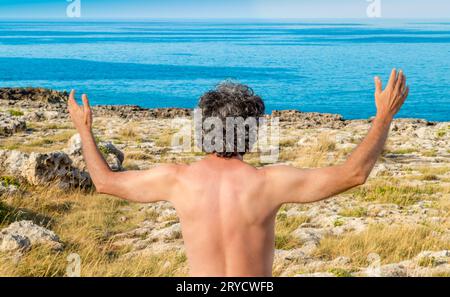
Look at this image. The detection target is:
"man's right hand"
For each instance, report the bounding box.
[374,69,409,120]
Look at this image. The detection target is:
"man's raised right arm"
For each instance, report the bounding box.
[68,90,180,203]
[264,69,409,206]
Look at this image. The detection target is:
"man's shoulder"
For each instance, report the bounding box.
[145,163,188,177]
[259,164,297,175]
[259,164,308,187]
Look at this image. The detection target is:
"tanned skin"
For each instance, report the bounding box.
[68,69,409,277]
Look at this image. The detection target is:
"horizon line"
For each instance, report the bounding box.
[1,17,450,21]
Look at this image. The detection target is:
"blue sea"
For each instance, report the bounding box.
[0,19,449,121]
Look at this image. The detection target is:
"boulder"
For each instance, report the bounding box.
[379,263,408,277]
[0,133,125,189]
[0,233,30,252]
[66,134,124,171]
[0,220,62,252]
[0,150,28,177]
[0,149,91,189]
[24,151,91,188]
[0,112,27,136]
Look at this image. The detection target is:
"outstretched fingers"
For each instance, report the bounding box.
[374,76,383,94]
[68,89,78,107]
[82,94,90,109]
[69,89,76,101]
[386,68,398,90]
[81,94,91,124]
[395,71,405,94]
[68,89,83,115]
[402,86,410,101]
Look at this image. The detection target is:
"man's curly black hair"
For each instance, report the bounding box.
[198,81,265,158]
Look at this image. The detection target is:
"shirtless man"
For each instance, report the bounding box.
[68,69,409,277]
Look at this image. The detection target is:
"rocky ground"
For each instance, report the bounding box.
[0,87,449,277]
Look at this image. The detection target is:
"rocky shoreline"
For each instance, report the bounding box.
[1,87,444,190]
[0,86,441,130]
[0,87,449,277]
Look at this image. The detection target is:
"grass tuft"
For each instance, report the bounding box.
[314,225,449,266]
[8,109,24,117]
[275,212,309,250]
[351,179,440,206]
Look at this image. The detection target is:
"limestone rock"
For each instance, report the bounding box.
[0,87,68,104]
[332,256,352,266]
[0,150,28,177]
[367,204,400,218]
[0,149,91,189]
[414,250,450,266]
[121,242,185,259]
[24,151,91,188]
[93,105,192,120]
[66,134,124,172]
[0,112,27,136]
[0,220,62,252]
[0,233,31,252]
[292,227,330,245]
[0,134,125,189]
[274,249,308,263]
[272,110,346,129]
[379,264,408,277]
[151,223,182,241]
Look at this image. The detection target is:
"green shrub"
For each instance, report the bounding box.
[8,109,24,117]
[339,207,367,218]
[0,176,20,187]
[328,268,353,277]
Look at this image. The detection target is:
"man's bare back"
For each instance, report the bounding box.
[174,156,276,276]
[67,69,409,276]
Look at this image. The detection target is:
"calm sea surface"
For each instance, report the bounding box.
[0,20,449,121]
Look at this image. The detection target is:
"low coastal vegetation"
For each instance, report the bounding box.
[314,225,449,266]
[275,211,310,250]
[351,179,443,206]
[8,109,24,117]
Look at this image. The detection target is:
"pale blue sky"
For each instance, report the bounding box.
[0,0,449,19]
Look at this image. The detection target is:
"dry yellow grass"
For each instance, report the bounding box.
[314,224,450,266]
[416,166,450,176]
[275,211,310,250]
[338,207,368,218]
[0,245,187,277]
[117,124,139,141]
[350,178,443,206]
[0,130,76,153]
[1,122,449,276]
[0,185,188,277]
[153,129,178,148]
[279,133,339,168]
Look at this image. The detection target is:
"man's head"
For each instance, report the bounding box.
[198,82,265,158]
